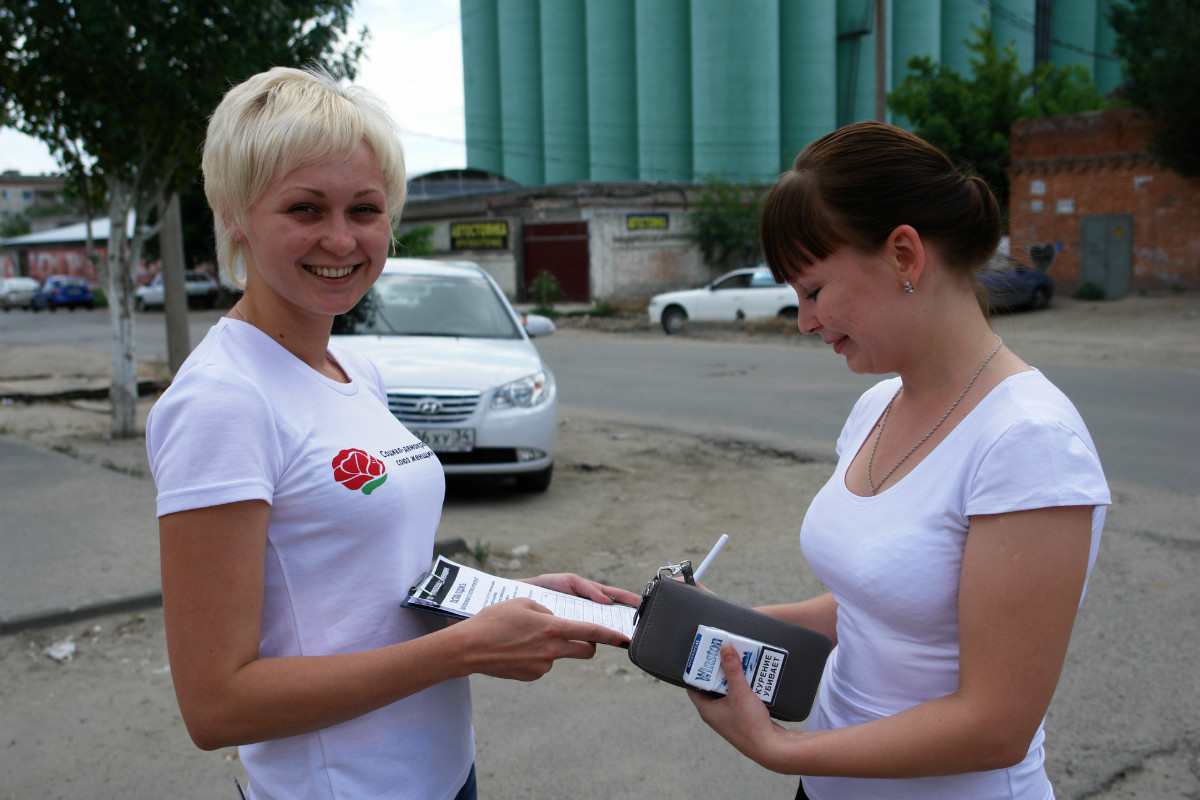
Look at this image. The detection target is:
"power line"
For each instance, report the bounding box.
[971,0,1121,61]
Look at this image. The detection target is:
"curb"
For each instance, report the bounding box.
[0,588,164,636]
[0,378,170,404]
[0,538,475,637]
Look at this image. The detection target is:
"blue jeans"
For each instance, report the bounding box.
[454,764,477,800]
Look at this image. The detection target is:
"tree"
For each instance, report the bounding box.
[0,1,364,437]
[1108,0,1200,177]
[395,224,436,257]
[687,176,767,271]
[888,22,1109,216]
[0,209,28,238]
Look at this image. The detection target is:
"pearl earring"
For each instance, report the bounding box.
[904,280,915,294]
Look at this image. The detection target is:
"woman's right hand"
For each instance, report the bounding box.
[454,598,629,682]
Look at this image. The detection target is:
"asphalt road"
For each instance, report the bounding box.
[535,332,1200,495]
[1,302,1198,799]
[4,306,1196,494]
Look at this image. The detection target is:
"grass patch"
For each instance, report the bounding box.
[49,443,79,459]
[102,460,146,479]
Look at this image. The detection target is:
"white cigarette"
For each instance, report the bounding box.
[693,534,729,581]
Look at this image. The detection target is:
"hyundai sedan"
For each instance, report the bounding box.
[332,259,557,492]
[647,266,798,333]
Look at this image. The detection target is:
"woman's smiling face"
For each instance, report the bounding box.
[788,246,900,375]
[235,141,392,319]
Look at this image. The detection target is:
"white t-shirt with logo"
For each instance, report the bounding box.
[147,318,473,800]
[800,370,1109,800]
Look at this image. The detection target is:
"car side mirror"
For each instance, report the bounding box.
[523,313,556,338]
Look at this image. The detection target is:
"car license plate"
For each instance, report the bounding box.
[411,428,475,452]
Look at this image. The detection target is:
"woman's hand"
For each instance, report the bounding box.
[456,598,628,681]
[688,645,793,771]
[521,572,642,607]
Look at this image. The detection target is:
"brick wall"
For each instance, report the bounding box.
[1008,108,1200,293]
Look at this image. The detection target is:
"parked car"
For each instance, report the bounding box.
[0,276,41,311]
[977,254,1054,312]
[30,276,94,311]
[647,265,798,334]
[135,270,220,311]
[332,258,558,492]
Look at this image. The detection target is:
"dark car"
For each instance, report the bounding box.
[31,276,95,311]
[977,255,1054,312]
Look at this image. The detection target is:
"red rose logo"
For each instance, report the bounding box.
[332,448,388,495]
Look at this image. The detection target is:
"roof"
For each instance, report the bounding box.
[0,215,135,248]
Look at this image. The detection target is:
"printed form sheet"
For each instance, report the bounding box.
[406,555,636,638]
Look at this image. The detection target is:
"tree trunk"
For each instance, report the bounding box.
[158,192,191,373]
[106,179,139,440]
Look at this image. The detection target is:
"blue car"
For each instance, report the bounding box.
[977,255,1054,312]
[31,275,95,311]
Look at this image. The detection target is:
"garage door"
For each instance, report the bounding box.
[522,221,589,303]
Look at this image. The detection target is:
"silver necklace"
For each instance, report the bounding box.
[866,334,1003,495]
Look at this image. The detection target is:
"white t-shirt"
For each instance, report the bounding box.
[800,370,1109,800]
[147,319,474,800]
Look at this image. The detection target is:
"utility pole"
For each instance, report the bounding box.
[875,0,887,121]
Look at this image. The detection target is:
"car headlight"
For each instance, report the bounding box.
[492,371,550,409]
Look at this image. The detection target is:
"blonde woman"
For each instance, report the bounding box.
[147,66,637,800]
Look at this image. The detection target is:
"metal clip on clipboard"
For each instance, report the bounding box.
[408,569,446,602]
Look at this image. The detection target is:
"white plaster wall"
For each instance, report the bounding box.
[586,209,707,301]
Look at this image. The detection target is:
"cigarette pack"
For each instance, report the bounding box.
[682,625,788,705]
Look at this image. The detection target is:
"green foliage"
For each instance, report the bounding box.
[395,224,436,257]
[1108,0,1200,177]
[888,22,1109,215]
[687,176,766,270]
[0,212,29,239]
[0,0,364,436]
[471,539,492,565]
[1075,281,1107,300]
[528,270,563,312]
[0,1,364,192]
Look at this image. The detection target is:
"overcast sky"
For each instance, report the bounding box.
[0,0,467,178]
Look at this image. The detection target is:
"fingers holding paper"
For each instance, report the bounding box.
[522,572,642,607]
[457,598,625,681]
[689,645,794,771]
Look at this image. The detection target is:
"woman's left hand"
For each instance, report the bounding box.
[521,573,641,607]
[688,645,792,771]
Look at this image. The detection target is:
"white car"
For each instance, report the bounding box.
[0,276,41,311]
[135,270,220,311]
[332,258,558,492]
[647,266,798,334]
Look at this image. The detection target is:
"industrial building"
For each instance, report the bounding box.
[459,0,1122,185]
[419,0,1135,304]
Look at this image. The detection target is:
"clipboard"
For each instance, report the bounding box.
[403,555,637,638]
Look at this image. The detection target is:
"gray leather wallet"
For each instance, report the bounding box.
[627,562,832,722]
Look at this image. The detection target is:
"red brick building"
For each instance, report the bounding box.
[1008,108,1200,297]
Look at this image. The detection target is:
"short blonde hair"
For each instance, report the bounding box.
[202,66,406,288]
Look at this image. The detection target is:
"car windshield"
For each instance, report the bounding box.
[749,270,780,288]
[334,273,521,339]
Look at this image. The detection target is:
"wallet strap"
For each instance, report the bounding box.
[634,560,695,628]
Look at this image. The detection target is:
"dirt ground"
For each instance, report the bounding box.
[1,292,1198,799]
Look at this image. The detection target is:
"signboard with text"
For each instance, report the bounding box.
[450,220,509,250]
[626,213,668,231]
